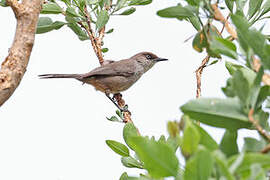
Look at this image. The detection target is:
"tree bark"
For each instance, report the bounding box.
[0,0,43,106]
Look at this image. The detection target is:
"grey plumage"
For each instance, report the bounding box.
[39,52,168,94]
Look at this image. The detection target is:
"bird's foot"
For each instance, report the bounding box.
[112,93,122,101]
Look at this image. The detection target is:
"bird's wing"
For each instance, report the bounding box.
[81,59,136,78]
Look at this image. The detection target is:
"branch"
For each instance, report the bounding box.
[81,6,133,123]
[113,94,132,123]
[211,3,237,39]
[6,0,21,18]
[83,7,105,65]
[248,109,270,142]
[195,56,210,98]
[0,0,43,106]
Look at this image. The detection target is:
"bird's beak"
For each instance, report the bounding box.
[154,58,168,62]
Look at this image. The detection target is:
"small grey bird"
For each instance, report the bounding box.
[39,52,168,110]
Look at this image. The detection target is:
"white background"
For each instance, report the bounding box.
[0,1,258,180]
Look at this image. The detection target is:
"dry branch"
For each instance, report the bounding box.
[0,0,43,106]
[195,56,210,98]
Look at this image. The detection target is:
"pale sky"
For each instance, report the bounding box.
[0,1,258,180]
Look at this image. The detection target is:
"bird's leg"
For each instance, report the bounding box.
[105,92,127,112]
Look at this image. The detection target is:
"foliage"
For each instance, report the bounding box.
[35,0,151,52]
[106,0,270,179]
[2,0,270,179]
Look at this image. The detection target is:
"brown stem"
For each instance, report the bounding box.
[82,7,104,65]
[195,56,210,98]
[0,0,43,106]
[248,109,270,142]
[81,6,132,123]
[211,3,237,39]
[113,94,132,123]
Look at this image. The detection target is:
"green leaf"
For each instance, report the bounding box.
[106,28,114,34]
[121,156,143,169]
[192,31,206,52]
[106,140,129,157]
[119,172,129,180]
[36,17,66,34]
[255,85,270,109]
[167,121,180,137]
[101,48,109,53]
[260,0,270,17]
[66,7,81,17]
[67,23,89,41]
[96,10,109,31]
[166,136,179,152]
[157,5,194,18]
[228,153,270,175]
[231,14,270,69]
[229,152,245,174]
[249,67,264,109]
[128,0,152,6]
[87,0,100,5]
[194,124,218,151]
[119,7,136,15]
[225,61,243,75]
[243,137,266,152]
[182,117,200,156]
[130,136,179,178]
[106,115,122,122]
[248,0,263,19]
[213,151,235,180]
[185,0,200,6]
[210,37,238,59]
[0,0,7,7]
[249,164,267,180]
[220,130,239,157]
[61,0,71,5]
[225,0,234,12]
[236,0,248,11]
[123,123,139,150]
[180,98,252,130]
[188,16,201,31]
[41,2,63,14]
[232,70,250,107]
[115,0,128,11]
[222,78,236,97]
[184,146,214,180]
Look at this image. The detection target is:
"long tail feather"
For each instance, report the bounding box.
[38,74,80,79]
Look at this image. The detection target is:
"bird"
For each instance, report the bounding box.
[39,52,168,111]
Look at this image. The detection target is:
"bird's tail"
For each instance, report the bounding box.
[38,74,81,79]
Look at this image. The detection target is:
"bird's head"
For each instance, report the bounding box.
[131,52,168,72]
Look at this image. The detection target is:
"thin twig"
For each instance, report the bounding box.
[248,109,270,142]
[220,14,230,35]
[113,94,132,123]
[195,56,210,98]
[82,7,104,65]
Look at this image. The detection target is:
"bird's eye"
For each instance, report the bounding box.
[145,54,152,59]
